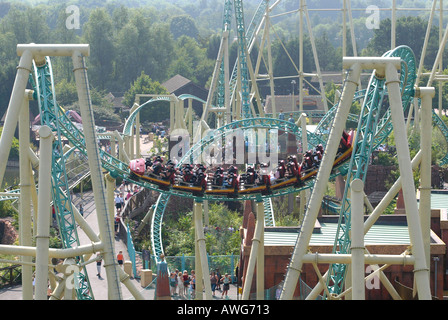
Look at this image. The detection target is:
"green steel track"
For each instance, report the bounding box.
[325,45,417,297]
[29,57,94,300]
[16,4,446,300]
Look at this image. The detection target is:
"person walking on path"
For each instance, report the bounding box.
[170,272,177,297]
[215,268,222,290]
[177,271,184,299]
[114,214,121,236]
[182,270,190,297]
[117,251,124,267]
[221,273,230,299]
[210,271,218,296]
[115,194,122,213]
[96,253,102,278]
[190,270,196,299]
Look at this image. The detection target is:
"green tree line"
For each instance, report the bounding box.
[1,1,448,124]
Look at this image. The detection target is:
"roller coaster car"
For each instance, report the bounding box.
[128,131,355,198]
[206,168,240,197]
[129,158,173,189]
[173,167,207,195]
[334,130,355,165]
[239,164,273,195]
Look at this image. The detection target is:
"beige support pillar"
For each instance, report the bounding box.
[350,179,365,300]
[256,201,265,300]
[280,62,362,300]
[72,50,122,300]
[385,63,431,300]
[136,111,141,158]
[193,201,212,300]
[0,49,33,185]
[19,90,34,300]
[35,125,54,300]
[299,113,308,216]
[105,173,116,229]
[417,87,435,271]
[242,200,265,300]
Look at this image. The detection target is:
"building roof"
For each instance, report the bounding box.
[162,74,191,93]
[264,222,412,247]
[427,190,448,210]
[264,94,325,114]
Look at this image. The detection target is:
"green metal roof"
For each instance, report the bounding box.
[428,191,448,210]
[264,222,411,247]
[264,191,448,247]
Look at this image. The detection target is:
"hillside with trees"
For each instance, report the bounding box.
[0,0,446,124]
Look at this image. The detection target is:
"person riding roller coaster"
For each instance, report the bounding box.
[128,130,355,197]
[212,167,224,186]
[160,160,176,183]
[223,165,238,189]
[191,164,207,187]
[258,163,271,192]
[276,161,287,179]
[338,131,350,155]
[286,155,300,177]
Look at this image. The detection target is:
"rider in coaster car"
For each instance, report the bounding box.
[224,166,238,188]
[286,155,299,176]
[259,163,270,186]
[152,157,164,176]
[245,165,256,184]
[338,131,349,154]
[302,150,314,171]
[145,157,153,171]
[213,167,224,186]
[160,160,176,182]
[183,168,195,183]
[277,160,286,179]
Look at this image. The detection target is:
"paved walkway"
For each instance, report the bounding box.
[0,134,246,300]
[0,188,242,300]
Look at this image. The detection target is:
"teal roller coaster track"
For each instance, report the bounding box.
[3,0,445,301]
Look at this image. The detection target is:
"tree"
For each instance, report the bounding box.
[123,71,170,122]
[272,36,314,94]
[146,22,176,82]
[315,31,341,71]
[82,8,115,90]
[168,35,211,86]
[170,15,199,40]
[362,16,440,69]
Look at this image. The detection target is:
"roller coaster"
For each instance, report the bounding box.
[129,130,354,197]
[1,0,448,301]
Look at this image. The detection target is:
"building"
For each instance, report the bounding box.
[264,94,325,116]
[161,74,208,117]
[239,192,448,300]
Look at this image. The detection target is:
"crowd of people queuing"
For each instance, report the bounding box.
[169,268,233,299]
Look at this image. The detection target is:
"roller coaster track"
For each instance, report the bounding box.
[325,45,417,297]
[29,57,94,300]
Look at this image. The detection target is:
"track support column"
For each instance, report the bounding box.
[193,201,212,300]
[385,63,431,300]
[72,50,122,300]
[0,49,32,185]
[280,61,362,300]
[19,90,34,300]
[35,126,54,300]
[242,199,265,300]
[350,178,365,300]
[417,87,435,277]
